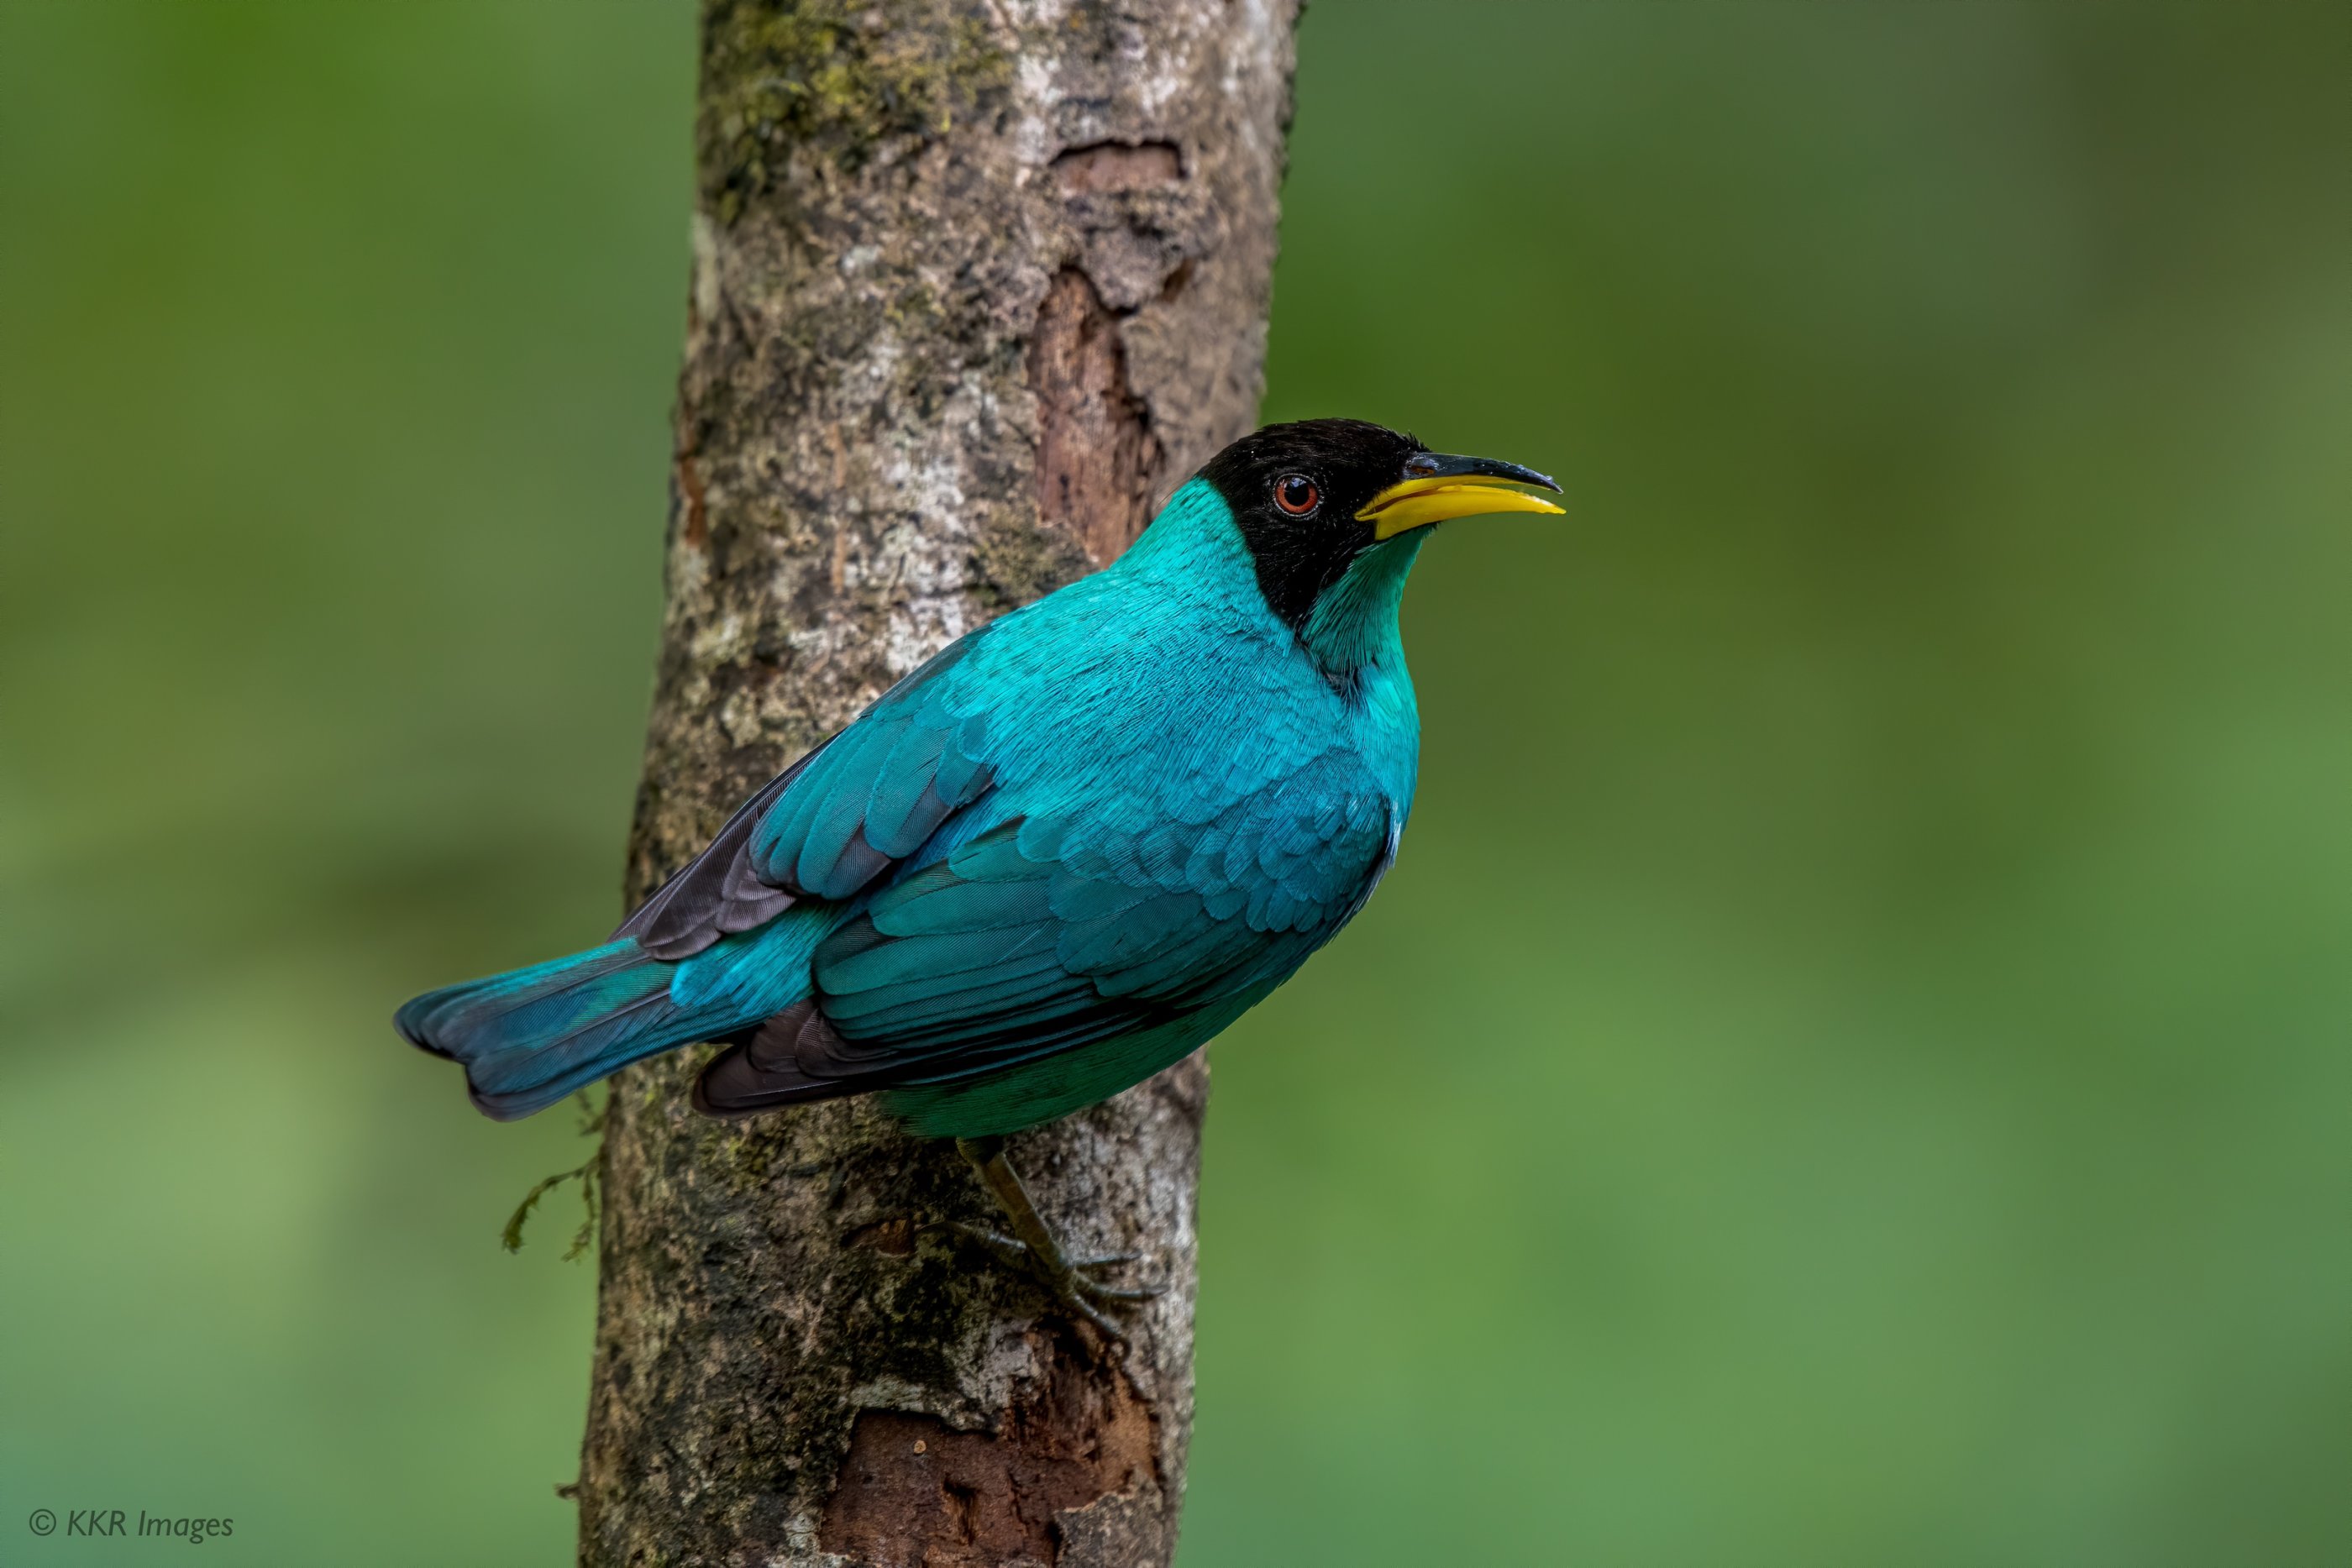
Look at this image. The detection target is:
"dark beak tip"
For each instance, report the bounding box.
[1489,456,1562,493]
[1416,451,1562,493]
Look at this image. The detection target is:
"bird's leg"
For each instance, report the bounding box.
[951,1135,1161,1340]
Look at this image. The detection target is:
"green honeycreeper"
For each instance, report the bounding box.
[398,419,1562,1332]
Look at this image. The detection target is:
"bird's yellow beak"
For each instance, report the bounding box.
[1355,452,1565,540]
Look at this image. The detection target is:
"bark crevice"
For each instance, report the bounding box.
[819,1327,1159,1568]
[1029,266,1159,571]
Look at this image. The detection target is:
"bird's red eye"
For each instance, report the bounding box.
[1273,475,1320,516]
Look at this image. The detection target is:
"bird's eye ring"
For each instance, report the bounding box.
[1273,474,1320,517]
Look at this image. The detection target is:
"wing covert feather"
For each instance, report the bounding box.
[612,632,994,960]
[801,756,1396,1083]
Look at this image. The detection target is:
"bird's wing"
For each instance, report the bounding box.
[612,632,998,960]
[786,748,1399,1088]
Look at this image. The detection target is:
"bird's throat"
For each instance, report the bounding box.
[1301,532,1425,678]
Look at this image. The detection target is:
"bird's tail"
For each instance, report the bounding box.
[396,940,712,1120]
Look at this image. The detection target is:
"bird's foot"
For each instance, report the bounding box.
[949,1134,1166,1341]
[932,1220,1163,1340]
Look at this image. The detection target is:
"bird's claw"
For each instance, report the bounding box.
[931,1220,1163,1338]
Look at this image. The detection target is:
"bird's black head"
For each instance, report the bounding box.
[1198,418,1562,632]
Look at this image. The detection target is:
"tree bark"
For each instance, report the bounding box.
[575,4,1299,1565]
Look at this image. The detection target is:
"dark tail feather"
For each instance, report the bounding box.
[693,999,883,1119]
[396,940,711,1120]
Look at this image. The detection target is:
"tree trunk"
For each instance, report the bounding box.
[575,4,1299,1565]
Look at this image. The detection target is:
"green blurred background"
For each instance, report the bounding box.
[4,3,2347,1563]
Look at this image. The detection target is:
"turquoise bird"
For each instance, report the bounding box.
[398,418,1561,1331]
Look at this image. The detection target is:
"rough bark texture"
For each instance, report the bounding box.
[576,4,1299,1565]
